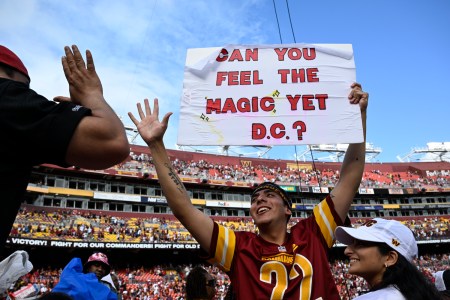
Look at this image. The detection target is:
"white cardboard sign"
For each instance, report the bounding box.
[178,44,362,146]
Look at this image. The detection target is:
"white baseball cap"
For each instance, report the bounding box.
[335,218,418,262]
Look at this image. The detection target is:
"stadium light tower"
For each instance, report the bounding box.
[397,142,450,162]
[176,145,273,158]
[297,142,382,162]
[119,116,140,144]
[124,125,140,144]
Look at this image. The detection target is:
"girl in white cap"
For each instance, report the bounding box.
[335,218,441,299]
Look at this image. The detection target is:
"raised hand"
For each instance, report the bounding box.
[128,98,173,145]
[348,82,369,112]
[58,45,103,105]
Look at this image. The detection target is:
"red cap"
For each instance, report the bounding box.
[0,45,30,81]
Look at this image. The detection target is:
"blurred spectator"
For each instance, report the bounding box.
[185,266,216,300]
[51,253,117,300]
[434,269,450,299]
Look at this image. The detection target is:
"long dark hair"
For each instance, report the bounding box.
[185,266,209,300]
[371,243,442,300]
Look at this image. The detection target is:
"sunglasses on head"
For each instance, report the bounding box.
[206,279,216,287]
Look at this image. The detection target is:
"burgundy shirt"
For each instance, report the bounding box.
[208,196,347,300]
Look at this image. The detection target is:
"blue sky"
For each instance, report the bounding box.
[1,0,449,163]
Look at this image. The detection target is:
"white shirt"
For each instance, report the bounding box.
[354,286,406,300]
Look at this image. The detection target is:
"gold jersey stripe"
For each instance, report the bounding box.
[313,199,337,248]
[210,225,236,272]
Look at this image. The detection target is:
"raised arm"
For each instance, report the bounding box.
[56,45,129,169]
[331,83,368,222]
[128,98,214,252]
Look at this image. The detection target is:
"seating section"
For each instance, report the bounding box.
[11,208,196,244]
[11,207,450,243]
[119,150,450,188]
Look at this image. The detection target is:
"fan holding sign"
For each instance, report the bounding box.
[129,43,368,299]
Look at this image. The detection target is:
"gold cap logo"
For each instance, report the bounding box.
[363,220,377,227]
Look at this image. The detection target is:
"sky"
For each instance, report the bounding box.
[1,0,449,163]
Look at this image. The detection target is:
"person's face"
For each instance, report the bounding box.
[250,189,291,227]
[0,68,30,86]
[344,240,388,287]
[13,71,30,86]
[87,262,108,280]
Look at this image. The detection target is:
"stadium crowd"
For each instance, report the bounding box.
[10,208,450,244]
[118,152,450,189]
[3,253,449,300]
[11,208,198,244]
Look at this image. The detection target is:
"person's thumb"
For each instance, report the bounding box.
[53,96,72,103]
[161,112,173,126]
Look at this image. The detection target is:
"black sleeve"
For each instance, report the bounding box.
[1,79,91,167]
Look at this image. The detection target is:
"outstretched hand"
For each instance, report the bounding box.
[348,82,369,113]
[61,45,103,106]
[128,98,173,145]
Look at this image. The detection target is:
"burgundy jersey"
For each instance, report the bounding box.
[207,196,346,300]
